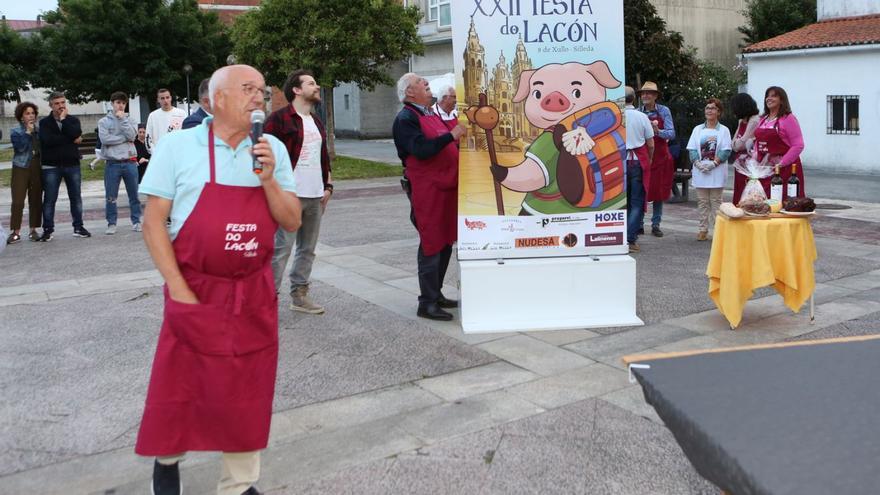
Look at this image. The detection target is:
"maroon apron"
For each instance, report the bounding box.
[404,104,458,257]
[136,125,279,456]
[732,120,749,205]
[754,117,806,201]
[631,145,651,182]
[644,111,674,202]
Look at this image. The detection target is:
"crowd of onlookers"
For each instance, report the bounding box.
[5,83,210,245]
[624,82,806,252]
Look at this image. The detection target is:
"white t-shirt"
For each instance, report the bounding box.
[687,123,732,189]
[293,113,324,198]
[624,105,654,150]
[146,107,187,152]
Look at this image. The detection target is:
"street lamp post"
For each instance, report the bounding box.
[183,64,193,116]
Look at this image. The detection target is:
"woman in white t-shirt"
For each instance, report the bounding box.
[686,97,732,241]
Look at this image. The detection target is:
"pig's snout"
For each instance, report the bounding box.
[541,91,570,112]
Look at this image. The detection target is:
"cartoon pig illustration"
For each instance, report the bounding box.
[490,61,627,214]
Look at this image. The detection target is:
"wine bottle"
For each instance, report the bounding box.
[787,163,800,199]
[770,164,783,202]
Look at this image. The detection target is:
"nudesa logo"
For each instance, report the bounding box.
[515,236,560,248]
[464,218,487,230]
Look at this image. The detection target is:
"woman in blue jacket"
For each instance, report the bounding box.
[8,102,43,244]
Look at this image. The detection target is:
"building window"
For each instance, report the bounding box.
[827,95,859,135]
[428,0,451,27]
[344,94,350,111]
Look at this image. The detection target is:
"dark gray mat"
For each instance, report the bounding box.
[631,337,880,495]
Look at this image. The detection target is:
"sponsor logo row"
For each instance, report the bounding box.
[460,232,624,250]
[463,211,625,231]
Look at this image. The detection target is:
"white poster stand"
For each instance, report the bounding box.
[451,1,639,334]
[459,254,642,334]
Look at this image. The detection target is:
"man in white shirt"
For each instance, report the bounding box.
[432,84,458,124]
[265,69,333,314]
[624,86,655,252]
[145,88,187,152]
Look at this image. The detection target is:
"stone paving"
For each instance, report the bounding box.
[1,152,879,494]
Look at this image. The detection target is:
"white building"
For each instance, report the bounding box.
[742,1,880,174]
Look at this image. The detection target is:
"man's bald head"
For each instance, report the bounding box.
[208,65,264,108]
[208,64,268,131]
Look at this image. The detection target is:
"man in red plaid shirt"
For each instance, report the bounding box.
[265,69,333,314]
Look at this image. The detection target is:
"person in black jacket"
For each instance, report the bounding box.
[38,92,90,240]
[181,78,211,130]
[134,124,151,182]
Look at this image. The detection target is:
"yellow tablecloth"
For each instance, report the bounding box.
[707,215,818,328]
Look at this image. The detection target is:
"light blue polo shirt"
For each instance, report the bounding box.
[140,117,297,240]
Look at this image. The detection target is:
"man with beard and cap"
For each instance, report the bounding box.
[135,64,301,495]
[266,69,333,314]
[392,72,466,321]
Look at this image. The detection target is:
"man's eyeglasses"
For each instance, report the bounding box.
[242,83,272,101]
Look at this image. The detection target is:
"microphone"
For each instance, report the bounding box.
[250,110,265,174]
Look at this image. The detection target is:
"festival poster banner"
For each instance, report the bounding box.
[453,1,628,260]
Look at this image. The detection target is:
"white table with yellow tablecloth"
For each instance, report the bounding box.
[707,215,818,328]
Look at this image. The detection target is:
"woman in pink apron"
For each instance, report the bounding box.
[752,86,806,200]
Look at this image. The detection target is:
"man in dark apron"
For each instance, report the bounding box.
[638,81,676,238]
[392,73,466,321]
[136,65,302,495]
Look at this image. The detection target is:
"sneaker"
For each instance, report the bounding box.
[29,231,40,242]
[696,231,708,241]
[38,231,53,242]
[290,286,325,314]
[132,222,143,232]
[73,227,92,238]
[628,243,640,253]
[241,487,263,495]
[6,232,21,245]
[651,226,664,237]
[105,224,117,235]
[151,460,181,495]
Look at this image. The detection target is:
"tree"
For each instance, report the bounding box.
[35,0,231,106]
[231,0,424,156]
[623,0,699,103]
[739,0,817,45]
[0,24,41,102]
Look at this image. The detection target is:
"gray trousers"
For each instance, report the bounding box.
[271,197,323,293]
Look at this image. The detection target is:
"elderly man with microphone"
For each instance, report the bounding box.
[135,65,301,495]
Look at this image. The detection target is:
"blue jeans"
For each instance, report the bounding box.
[626,159,645,244]
[651,200,663,227]
[104,160,142,225]
[41,166,83,233]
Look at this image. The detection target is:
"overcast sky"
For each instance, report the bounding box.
[0,0,59,20]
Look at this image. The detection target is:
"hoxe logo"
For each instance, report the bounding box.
[594,211,625,227]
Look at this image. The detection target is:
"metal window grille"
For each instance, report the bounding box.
[827,95,859,135]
